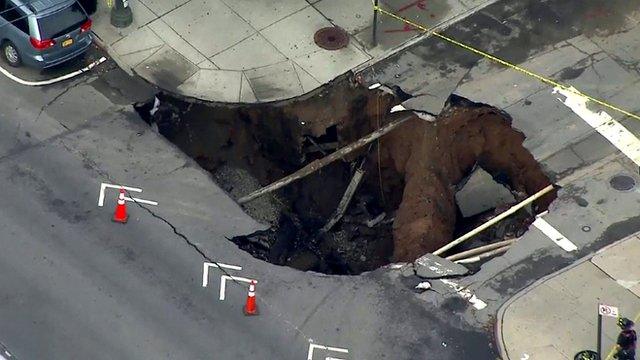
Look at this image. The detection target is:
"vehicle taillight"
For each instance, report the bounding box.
[80,19,92,33]
[29,37,55,50]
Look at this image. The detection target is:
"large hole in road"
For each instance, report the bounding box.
[135,74,556,275]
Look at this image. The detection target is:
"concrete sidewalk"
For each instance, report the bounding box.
[497,233,640,359]
[91,0,494,102]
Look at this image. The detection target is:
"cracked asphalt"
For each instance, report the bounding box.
[1,0,640,359]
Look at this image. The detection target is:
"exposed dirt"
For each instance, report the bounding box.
[135,74,555,274]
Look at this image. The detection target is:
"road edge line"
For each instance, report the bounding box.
[0,56,106,86]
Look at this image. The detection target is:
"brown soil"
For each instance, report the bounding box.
[372,96,555,261]
[135,74,555,274]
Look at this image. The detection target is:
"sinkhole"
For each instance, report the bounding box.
[135,74,556,275]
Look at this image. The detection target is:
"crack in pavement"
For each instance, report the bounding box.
[60,137,314,343]
[35,77,92,127]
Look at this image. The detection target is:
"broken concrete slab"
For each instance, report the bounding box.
[400,263,416,277]
[414,253,469,279]
[455,167,516,218]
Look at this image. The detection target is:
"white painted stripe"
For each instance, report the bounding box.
[0,57,106,86]
[440,279,487,310]
[326,357,346,360]
[219,275,257,301]
[554,86,640,167]
[98,183,143,207]
[533,217,578,252]
[307,344,349,360]
[326,346,349,353]
[123,196,158,206]
[201,262,242,287]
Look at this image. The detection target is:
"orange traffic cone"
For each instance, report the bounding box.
[243,280,259,316]
[112,188,129,224]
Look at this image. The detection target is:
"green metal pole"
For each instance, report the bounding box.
[110,0,133,28]
[372,0,379,46]
[597,311,602,359]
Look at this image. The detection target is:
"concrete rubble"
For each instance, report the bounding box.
[413,253,469,279]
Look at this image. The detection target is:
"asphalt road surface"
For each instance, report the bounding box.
[2,0,640,359]
[0,49,300,359]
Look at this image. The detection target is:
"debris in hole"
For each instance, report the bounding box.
[135,74,555,275]
[399,263,415,277]
[416,281,431,291]
[455,167,516,218]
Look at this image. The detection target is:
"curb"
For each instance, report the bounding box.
[93,0,500,104]
[91,31,134,77]
[494,232,640,359]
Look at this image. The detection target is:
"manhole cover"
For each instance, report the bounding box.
[609,174,636,191]
[314,27,349,50]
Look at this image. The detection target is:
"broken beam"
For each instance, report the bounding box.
[445,238,516,262]
[321,167,365,233]
[238,113,418,204]
[433,184,556,256]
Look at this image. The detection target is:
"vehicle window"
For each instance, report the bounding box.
[1,3,29,34]
[37,2,86,39]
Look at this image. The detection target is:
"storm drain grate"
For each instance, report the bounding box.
[609,174,636,191]
[314,27,349,50]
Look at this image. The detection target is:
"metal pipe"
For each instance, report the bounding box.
[445,239,517,262]
[433,184,555,256]
[238,113,419,204]
[453,244,512,264]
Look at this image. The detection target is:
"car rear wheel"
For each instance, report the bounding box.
[2,41,21,67]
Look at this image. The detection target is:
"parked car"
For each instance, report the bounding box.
[0,0,92,68]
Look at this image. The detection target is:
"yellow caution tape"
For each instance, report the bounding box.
[373,5,640,121]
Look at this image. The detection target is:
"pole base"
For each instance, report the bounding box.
[110,6,133,28]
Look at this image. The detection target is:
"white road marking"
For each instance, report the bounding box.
[521,353,530,360]
[98,182,158,207]
[532,217,578,252]
[325,357,346,360]
[0,56,106,86]
[554,86,640,167]
[219,275,257,301]
[307,343,349,360]
[440,279,487,310]
[201,262,242,287]
[122,196,159,206]
[0,349,12,359]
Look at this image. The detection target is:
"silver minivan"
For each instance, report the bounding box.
[0,0,92,68]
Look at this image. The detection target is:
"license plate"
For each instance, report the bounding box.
[62,39,73,47]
